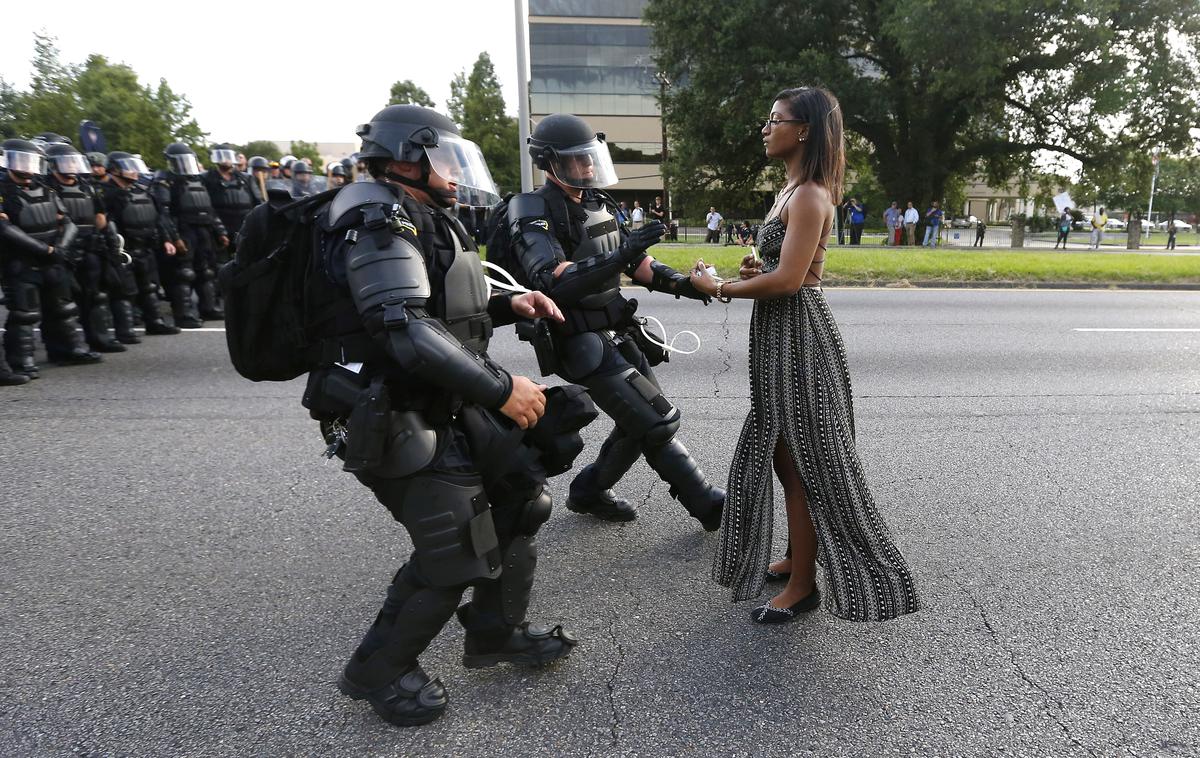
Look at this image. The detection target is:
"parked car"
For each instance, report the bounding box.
[949,215,978,228]
[1158,220,1193,232]
[1104,217,1126,230]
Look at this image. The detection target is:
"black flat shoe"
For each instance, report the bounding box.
[750,587,821,624]
[764,568,791,583]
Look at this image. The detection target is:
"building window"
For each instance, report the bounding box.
[529,0,647,18]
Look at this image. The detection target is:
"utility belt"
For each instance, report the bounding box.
[518,295,653,377]
[552,291,636,338]
[177,213,216,227]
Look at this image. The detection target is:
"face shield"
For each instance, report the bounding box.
[4,150,48,176]
[546,138,617,189]
[168,153,201,175]
[210,148,238,166]
[111,156,151,181]
[51,154,91,175]
[423,135,500,207]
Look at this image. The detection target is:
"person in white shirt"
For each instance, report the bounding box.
[631,200,644,229]
[902,202,919,246]
[705,207,723,243]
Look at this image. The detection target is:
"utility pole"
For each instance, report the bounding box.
[1146,150,1160,239]
[654,72,671,219]
[515,0,533,192]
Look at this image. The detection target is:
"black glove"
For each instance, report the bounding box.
[618,221,666,262]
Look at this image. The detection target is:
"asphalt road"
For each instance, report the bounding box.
[1,288,1197,758]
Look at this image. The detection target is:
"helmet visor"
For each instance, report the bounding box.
[5,150,48,175]
[547,139,617,189]
[210,149,238,166]
[169,153,202,175]
[112,156,151,178]
[423,135,500,207]
[51,154,91,175]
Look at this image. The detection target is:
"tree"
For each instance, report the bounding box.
[446,53,520,194]
[288,139,323,166]
[239,140,283,161]
[389,79,434,108]
[645,0,1200,213]
[1154,156,1200,218]
[3,34,206,166]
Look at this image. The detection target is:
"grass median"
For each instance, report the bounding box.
[649,244,1200,286]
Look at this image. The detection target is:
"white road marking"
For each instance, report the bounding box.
[1073,328,1200,332]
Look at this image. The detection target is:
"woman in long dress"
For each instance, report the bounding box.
[690,87,920,624]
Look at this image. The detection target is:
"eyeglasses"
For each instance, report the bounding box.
[761,119,807,131]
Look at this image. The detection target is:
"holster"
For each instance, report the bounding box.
[516,318,562,378]
[302,364,368,421]
[627,316,669,367]
[343,375,392,473]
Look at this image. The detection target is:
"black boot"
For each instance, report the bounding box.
[0,343,28,386]
[5,322,40,379]
[170,285,202,329]
[456,604,578,669]
[643,438,725,531]
[337,663,448,727]
[566,431,642,522]
[84,294,125,352]
[197,279,224,321]
[111,299,142,344]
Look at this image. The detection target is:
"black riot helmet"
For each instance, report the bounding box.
[106,151,151,184]
[3,138,48,179]
[329,163,347,177]
[34,131,71,146]
[44,142,91,177]
[528,113,618,189]
[163,142,201,175]
[355,104,499,207]
[292,160,312,176]
[87,151,107,167]
[210,143,238,168]
[248,155,270,171]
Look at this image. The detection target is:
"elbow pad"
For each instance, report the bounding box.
[57,217,79,256]
[382,315,512,409]
[646,259,710,303]
[545,248,630,305]
[507,193,566,291]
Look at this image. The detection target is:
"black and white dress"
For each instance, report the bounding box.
[712,216,920,621]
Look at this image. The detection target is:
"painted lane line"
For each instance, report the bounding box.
[1072,328,1200,332]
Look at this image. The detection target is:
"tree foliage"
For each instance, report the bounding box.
[2,33,205,165]
[645,0,1200,215]
[389,79,435,108]
[446,53,520,194]
[239,140,283,161]
[288,139,323,166]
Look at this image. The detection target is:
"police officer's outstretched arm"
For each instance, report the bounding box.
[344,213,546,424]
[507,194,665,306]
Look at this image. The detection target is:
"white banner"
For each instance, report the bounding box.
[1053,192,1074,212]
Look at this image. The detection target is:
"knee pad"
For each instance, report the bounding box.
[92,290,110,308]
[391,475,502,588]
[45,297,79,321]
[9,307,40,326]
[591,366,679,442]
[516,486,553,536]
[642,413,681,447]
[178,266,196,284]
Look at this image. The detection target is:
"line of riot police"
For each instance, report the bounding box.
[0,135,366,386]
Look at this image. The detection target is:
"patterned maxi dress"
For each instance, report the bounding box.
[712,216,921,621]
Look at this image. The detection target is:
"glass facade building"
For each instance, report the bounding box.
[529,0,664,198]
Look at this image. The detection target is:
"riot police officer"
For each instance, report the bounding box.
[152,142,228,325]
[87,152,107,184]
[44,142,127,352]
[289,160,319,196]
[1,139,102,377]
[246,156,271,205]
[505,114,724,528]
[202,144,257,241]
[102,152,180,336]
[328,162,348,188]
[295,105,583,726]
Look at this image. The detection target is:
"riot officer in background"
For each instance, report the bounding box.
[1,139,102,377]
[328,162,348,188]
[505,114,724,529]
[289,160,319,197]
[87,152,107,185]
[296,105,584,726]
[103,152,180,336]
[246,156,271,204]
[153,142,228,326]
[44,142,127,352]
[202,144,257,241]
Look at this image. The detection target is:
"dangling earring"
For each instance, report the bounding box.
[798,136,807,142]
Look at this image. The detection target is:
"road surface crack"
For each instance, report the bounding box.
[712,303,733,397]
[955,578,1097,758]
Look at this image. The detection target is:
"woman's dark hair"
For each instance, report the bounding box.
[773,86,844,202]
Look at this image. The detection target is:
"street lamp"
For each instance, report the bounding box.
[654,71,671,223]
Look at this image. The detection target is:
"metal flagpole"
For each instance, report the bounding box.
[515,0,533,192]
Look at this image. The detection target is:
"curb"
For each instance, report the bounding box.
[822,279,1200,291]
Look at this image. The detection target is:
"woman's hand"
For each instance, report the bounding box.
[689,259,720,296]
[739,253,763,280]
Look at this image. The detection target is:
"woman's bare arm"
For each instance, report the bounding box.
[696,184,829,300]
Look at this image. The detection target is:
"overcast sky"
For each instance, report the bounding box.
[1,0,522,146]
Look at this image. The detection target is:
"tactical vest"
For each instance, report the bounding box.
[117,186,160,245]
[51,179,98,239]
[206,171,255,227]
[439,214,493,354]
[170,175,217,225]
[555,193,629,336]
[571,199,622,290]
[5,181,59,244]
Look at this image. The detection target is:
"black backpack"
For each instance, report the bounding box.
[218,187,340,382]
